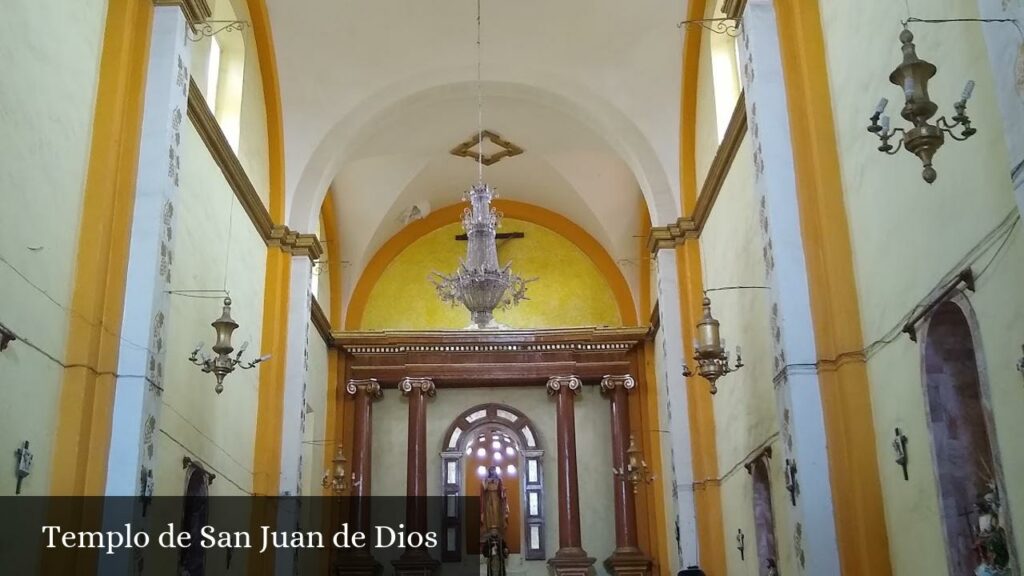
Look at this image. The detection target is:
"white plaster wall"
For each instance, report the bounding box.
[819,1,1024,573]
[0,0,107,496]
[154,120,268,497]
[372,385,616,576]
[304,322,329,497]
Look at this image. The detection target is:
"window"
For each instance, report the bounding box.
[206,38,221,112]
[710,30,742,142]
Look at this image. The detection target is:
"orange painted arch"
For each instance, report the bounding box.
[345,200,638,330]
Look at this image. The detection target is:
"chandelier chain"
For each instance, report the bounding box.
[476,0,483,184]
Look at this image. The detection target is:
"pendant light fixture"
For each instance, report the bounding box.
[432,0,532,329]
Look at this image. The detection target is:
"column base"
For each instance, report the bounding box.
[548,547,596,576]
[603,548,652,576]
[391,548,440,576]
[333,550,382,576]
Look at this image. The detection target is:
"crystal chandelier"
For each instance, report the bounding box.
[432,0,532,329]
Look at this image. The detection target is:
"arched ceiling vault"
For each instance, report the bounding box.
[265,0,689,315]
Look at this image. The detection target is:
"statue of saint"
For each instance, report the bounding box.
[481,466,509,539]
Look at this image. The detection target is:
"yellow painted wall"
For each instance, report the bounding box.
[0,0,108,496]
[819,1,1024,573]
[371,386,616,576]
[153,119,268,500]
[360,219,622,330]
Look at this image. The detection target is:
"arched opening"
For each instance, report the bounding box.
[923,300,1013,574]
[179,460,215,576]
[440,404,546,563]
[749,457,779,576]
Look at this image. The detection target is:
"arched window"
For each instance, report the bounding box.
[179,457,216,576]
[440,404,546,562]
[197,0,245,151]
[747,454,779,576]
[922,299,1015,574]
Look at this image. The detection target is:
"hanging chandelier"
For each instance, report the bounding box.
[432,0,532,329]
[867,25,976,183]
[682,296,743,394]
[188,297,269,393]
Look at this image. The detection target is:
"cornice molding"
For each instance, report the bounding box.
[721,0,748,20]
[187,77,322,262]
[310,296,331,344]
[153,0,212,32]
[648,92,747,253]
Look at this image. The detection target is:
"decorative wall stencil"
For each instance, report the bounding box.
[1016,44,1024,98]
[176,55,187,97]
[793,522,806,568]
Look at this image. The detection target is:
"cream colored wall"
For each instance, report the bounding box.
[153,120,268,498]
[698,135,795,575]
[0,0,107,496]
[371,386,616,575]
[819,1,1024,573]
[361,220,623,331]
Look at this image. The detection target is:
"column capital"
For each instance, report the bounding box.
[547,376,582,396]
[600,375,636,395]
[346,378,383,400]
[399,377,436,397]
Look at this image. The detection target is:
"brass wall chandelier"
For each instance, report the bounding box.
[867,26,976,183]
[188,297,269,393]
[432,0,532,329]
[612,434,654,494]
[322,444,348,495]
[682,296,743,394]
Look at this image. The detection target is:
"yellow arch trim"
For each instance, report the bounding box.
[244,0,285,221]
[676,0,728,573]
[345,200,637,330]
[320,191,343,327]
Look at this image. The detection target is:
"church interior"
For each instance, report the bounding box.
[2,0,1024,575]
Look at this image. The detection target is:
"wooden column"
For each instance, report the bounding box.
[337,378,382,576]
[546,376,596,576]
[601,375,652,576]
[393,378,440,576]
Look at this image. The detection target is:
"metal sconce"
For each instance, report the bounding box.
[683,296,743,394]
[188,297,269,394]
[139,468,154,516]
[0,323,15,352]
[14,441,32,495]
[322,444,348,495]
[867,26,976,183]
[736,529,745,560]
[892,427,909,481]
[784,459,799,506]
[613,434,654,494]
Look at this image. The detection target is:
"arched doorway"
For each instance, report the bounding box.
[440,404,547,563]
[748,455,779,576]
[922,299,1014,574]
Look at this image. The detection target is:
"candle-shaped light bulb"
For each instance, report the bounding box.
[736,345,742,358]
[961,80,976,102]
[874,97,888,116]
[880,115,890,135]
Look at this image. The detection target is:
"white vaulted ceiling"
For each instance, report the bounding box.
[265,0,687,310]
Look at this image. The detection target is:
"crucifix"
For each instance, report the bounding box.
[784,458,799,506]
[14,441,32,495]
[892,427,909,481]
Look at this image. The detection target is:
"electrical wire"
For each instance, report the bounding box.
[775,209,1020,377]
[0,252,151,354]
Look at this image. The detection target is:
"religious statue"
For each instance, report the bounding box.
[973,482,1010,576]
[481,466,510,576]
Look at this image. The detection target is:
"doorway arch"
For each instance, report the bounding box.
[440,403,547,562]
[921,297,1015,574]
